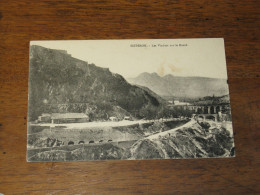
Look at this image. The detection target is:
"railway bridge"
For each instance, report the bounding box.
[187,103,230,122]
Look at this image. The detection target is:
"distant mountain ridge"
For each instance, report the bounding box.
[28,46,163,121]
[127,72,229,99]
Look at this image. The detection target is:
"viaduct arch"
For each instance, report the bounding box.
[188,105,225,115]
[188,104,229,122]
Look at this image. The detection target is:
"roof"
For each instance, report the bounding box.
[41,113,51,116]
[51,113,88,119]
[109,117,117,119]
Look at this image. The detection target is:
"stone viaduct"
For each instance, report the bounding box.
[184,104,230,122]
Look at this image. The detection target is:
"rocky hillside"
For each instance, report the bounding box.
[28,46,163,121]
[129,121,234,159]
[127,72,229,99]
[27,120,234,161]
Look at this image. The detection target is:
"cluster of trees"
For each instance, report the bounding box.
[137,104,193,120]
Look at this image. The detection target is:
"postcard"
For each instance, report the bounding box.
[27,38,235,161]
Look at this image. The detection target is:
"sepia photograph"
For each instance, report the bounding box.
[27,38,235,162]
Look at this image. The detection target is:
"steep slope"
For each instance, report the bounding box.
[129,121,234,159]
[28,45,162,121]
[134,84,166,104]
[127,72,229,99]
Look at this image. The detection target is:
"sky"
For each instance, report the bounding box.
[31,38,228,79]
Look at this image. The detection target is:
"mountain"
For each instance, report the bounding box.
[28,46,163,121]
[127,72,229,99]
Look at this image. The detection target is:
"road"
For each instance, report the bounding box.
[147,119,196,140]
[30,118,185,128]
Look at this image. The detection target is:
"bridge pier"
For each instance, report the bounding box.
[190,104,230,117]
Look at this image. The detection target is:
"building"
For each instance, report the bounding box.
[109,116,118,121]
[174,100,190,106]
[38,113,89,124]
[167,100,190,108]
[124,116,132,120]
[51,113,89,124]
[38,113,51,123]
